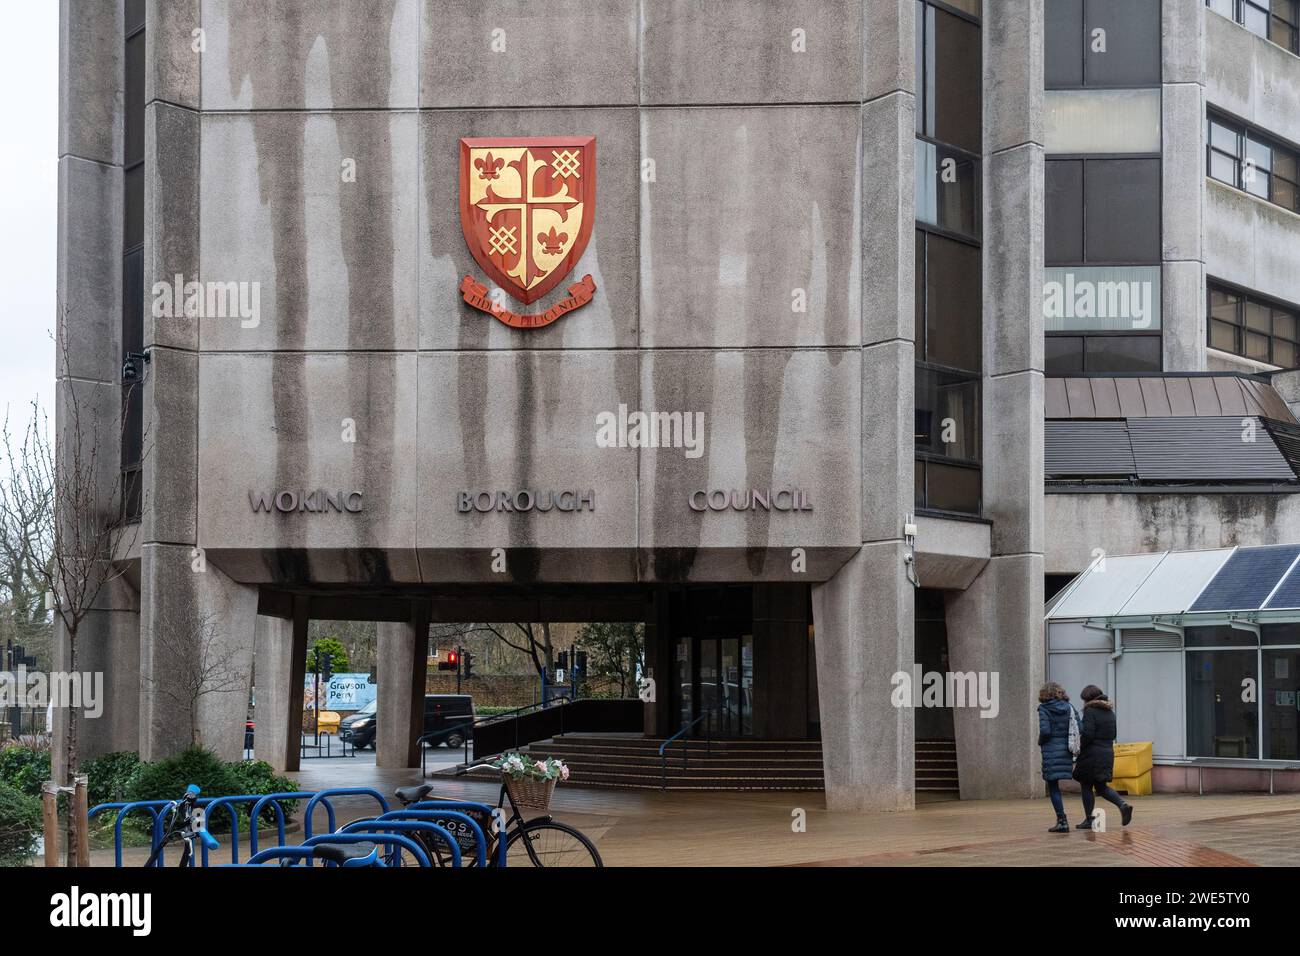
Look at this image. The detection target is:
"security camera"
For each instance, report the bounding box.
[122,350,151,384]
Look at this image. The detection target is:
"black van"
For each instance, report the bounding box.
[339,694,474,750]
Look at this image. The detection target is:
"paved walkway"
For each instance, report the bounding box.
[86,755,1300,867]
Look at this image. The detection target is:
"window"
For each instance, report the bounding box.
[1207,113,1300,215]
[915,140,980,238]
[1044,333,1162,373]
[1046,0,1161,88]
[916,0,981,155]
[1045,158,1161,265]
[121,11,145,522]
[915,229,981,371]
[1207,283,1300,368]
[1207,0,1300,55]
[1044,88,1161,155]
[915,367,981,516]
[1187,649,1259,759]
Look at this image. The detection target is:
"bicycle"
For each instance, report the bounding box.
[392,778,603,867]
[142,785,221,867]
[144,785,383,867]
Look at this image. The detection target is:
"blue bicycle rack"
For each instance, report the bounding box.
[384,805,504,867]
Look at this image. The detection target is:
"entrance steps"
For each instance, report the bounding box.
[454,734,826,791]
[916,739,960,794]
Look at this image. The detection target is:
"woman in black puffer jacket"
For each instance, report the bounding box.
[1037,681,1077,833]
[1073,685,1133,829]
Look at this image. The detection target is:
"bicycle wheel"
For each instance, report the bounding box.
[505,820,602,867]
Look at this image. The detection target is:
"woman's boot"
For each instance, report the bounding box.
[1048,816,1069,833]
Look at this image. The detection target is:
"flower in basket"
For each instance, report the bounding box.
[491,752,569,782]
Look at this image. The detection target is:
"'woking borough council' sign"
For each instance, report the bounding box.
[459,136,597,329]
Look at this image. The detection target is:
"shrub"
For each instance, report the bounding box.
[125,749,299,831]
[82,751,142,806]
[0,780,41,866]
[0,746,52,798]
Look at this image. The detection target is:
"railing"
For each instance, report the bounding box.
[659,710,716,791]
[420,698,571,774]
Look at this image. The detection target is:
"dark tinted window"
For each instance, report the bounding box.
[124,164,144,250]
[126,0,145,35]
[921,231,981,372]
[122,247,143,359]
[1207,282,1300,368]
[1045,335,1085,374]
[1083,334,1162,371]
[125,32,145,167]
[1083,0,1161,86]
[918,1,982,154]
[1083,159,1160,263]
[915,367,980,461]
[1045,160,1084,264]
[915,140,980,238]
[922,460,982,514]
[1045,0,1085,87]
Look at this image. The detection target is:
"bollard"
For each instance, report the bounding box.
[73,776,90,867]
[41,781,59,868]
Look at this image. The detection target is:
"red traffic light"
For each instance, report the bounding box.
[447,651,458,665]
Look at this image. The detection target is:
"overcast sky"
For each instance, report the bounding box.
[0,4,58,434]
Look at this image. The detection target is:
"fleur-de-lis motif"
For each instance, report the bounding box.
[537,225,568,255]
[474,152,504,180]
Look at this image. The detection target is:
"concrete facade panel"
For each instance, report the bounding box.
[197,352,420,581]
[199,0,420,110]
[419,107,639,351]
[416,350,639,580]
[637,349,861,564]
[640,0,863,106]
[57,157,122,384]
[59,0,122,165]
[199,111,420,352]
[640,105,861,349]
[419,0,638,107]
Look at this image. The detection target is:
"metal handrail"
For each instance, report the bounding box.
[421,697,574,773]
[659,709,716,791]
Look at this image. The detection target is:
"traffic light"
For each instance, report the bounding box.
[557,651,569,671]
[574,651,587,676]
[437,650,459,672]
[462,651,474,678]
[320,652,334,683]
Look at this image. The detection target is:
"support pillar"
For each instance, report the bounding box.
[943,0,1045,800]
[812,543,915,812]
[252,612,296,773]
[138,544,257,762]
[376,602,428,769]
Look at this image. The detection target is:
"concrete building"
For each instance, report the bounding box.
[55,0,1300,807]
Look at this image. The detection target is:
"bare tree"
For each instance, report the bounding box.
[576,622,644,697]
[1,325,143,792]
[0,401,55,669]
[143,607,244,749]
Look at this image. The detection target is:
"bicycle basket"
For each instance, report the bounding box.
[503,775,556,818]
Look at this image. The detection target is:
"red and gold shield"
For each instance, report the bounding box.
[459,136,596,306]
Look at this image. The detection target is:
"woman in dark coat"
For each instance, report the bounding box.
[1037,681,1077,833]
[1073,685,1133,829]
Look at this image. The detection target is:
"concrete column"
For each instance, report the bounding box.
[1161,0,1207,372]
[376,604,428,769]
[812,543,915,812]
[943,0,1045,800]
[138,544,258,761]
[252,614,295,772]
[807,0,917,812]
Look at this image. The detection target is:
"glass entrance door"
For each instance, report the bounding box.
[678,633,753,737]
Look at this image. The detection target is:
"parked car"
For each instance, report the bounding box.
[338,695,475,750]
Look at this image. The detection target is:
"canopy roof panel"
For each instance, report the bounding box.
[1048,544,1300,623]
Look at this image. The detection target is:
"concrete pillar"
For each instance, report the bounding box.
[946,556,1044,799]
[376,603,428,769]
[252,614,295,772]
[807,0,917,812]
[943,0,1045,800]
[1161,0,1207,372]
[812,544,915,812]
[138,544,258,762]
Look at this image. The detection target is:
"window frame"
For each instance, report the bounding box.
[1206,112,1300,215]
[1206,281,1300,369]
[1206,0,1300,56]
